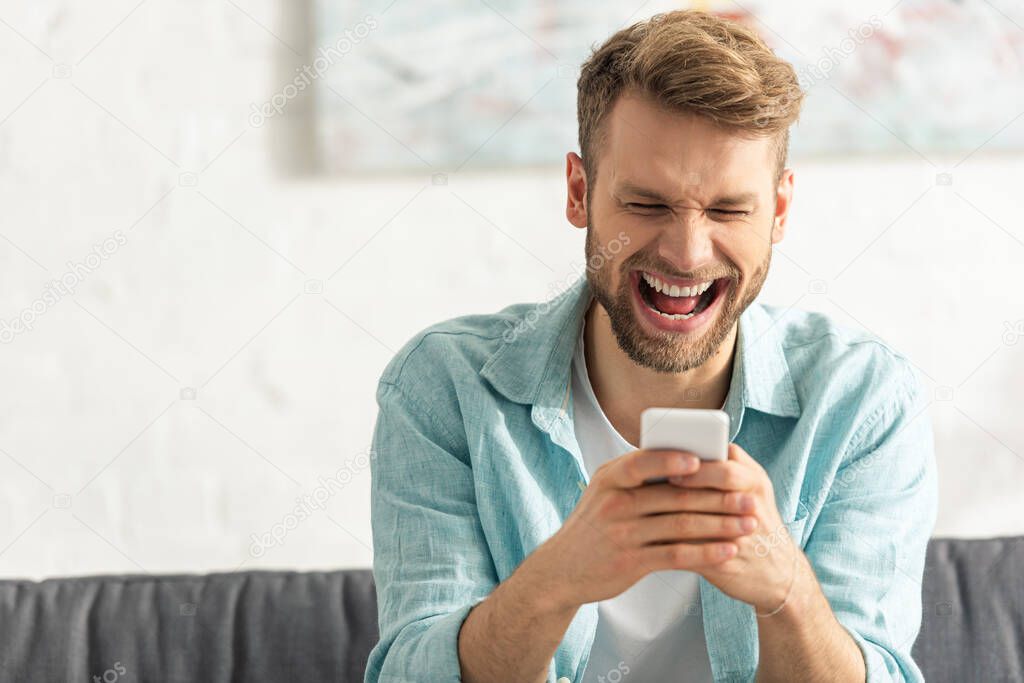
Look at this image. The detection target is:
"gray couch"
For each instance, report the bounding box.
[0,537,1019,682]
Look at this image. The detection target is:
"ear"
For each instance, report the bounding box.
[771,169,795,244]
[566,151,589,229]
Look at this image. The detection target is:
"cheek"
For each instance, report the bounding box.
[590,224,641,268]
[593,247,631,287]
[722,228,769,274]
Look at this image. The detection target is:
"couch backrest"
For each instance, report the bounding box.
[0,569,378,682]
[0,537,1019,682]
[913,536,1023,682]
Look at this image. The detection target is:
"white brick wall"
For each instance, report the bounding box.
[1,1,1022,580]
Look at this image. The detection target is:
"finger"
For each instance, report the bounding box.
[601,449,700,489]
[637,511,758,544]
[667,460,756,491]
[632,485,755,516]
[638,540,738,572]
[727,442,758,466]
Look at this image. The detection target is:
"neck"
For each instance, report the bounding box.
[583,300,737,446]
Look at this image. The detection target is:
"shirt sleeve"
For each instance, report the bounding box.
[364,379,500,683]
[803,361,938,682]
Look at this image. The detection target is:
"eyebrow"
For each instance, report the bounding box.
[616,182,758,207]
[616,183,674,203]
[712,192,759,207]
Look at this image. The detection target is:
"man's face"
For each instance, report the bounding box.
[575,92,791,373]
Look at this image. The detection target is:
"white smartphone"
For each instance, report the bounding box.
[639,408,730,483]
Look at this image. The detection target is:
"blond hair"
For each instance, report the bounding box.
[577,9,805,187]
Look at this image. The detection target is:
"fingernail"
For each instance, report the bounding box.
[741,517,757,532]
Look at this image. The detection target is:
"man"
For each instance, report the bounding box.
[365,9,936,683]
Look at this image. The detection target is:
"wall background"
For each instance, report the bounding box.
[0,0,1022,580]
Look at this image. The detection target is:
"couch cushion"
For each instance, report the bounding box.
[912,536,1023,682]
[0,569,378,683]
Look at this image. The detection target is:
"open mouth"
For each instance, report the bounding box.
[635,271,728,322]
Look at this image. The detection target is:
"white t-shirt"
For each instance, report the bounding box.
[572,329,715,683]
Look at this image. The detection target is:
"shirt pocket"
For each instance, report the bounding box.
[783,500,811,549]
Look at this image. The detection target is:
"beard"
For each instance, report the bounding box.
[585,227,771,374]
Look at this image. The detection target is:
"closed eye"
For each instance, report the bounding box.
[625,203,750,218]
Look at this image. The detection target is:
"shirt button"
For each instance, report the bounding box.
[557,678,571,683]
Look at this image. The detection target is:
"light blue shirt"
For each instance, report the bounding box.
[364,275,938,683]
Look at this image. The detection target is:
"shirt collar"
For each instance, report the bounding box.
[721,300,801,441]
[480,276,801,428]
[480,277,591,428]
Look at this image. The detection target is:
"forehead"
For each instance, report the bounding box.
[600,91,774,196]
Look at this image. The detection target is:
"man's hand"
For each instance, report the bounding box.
[525,448,761,612]
[667,442,800,614]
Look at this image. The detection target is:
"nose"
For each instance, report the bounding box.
[655,209,716,274]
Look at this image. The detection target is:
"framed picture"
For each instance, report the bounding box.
[312,0,1024,173]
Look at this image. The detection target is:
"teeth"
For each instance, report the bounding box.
[655,309,696,320]
[641,272,714,298]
